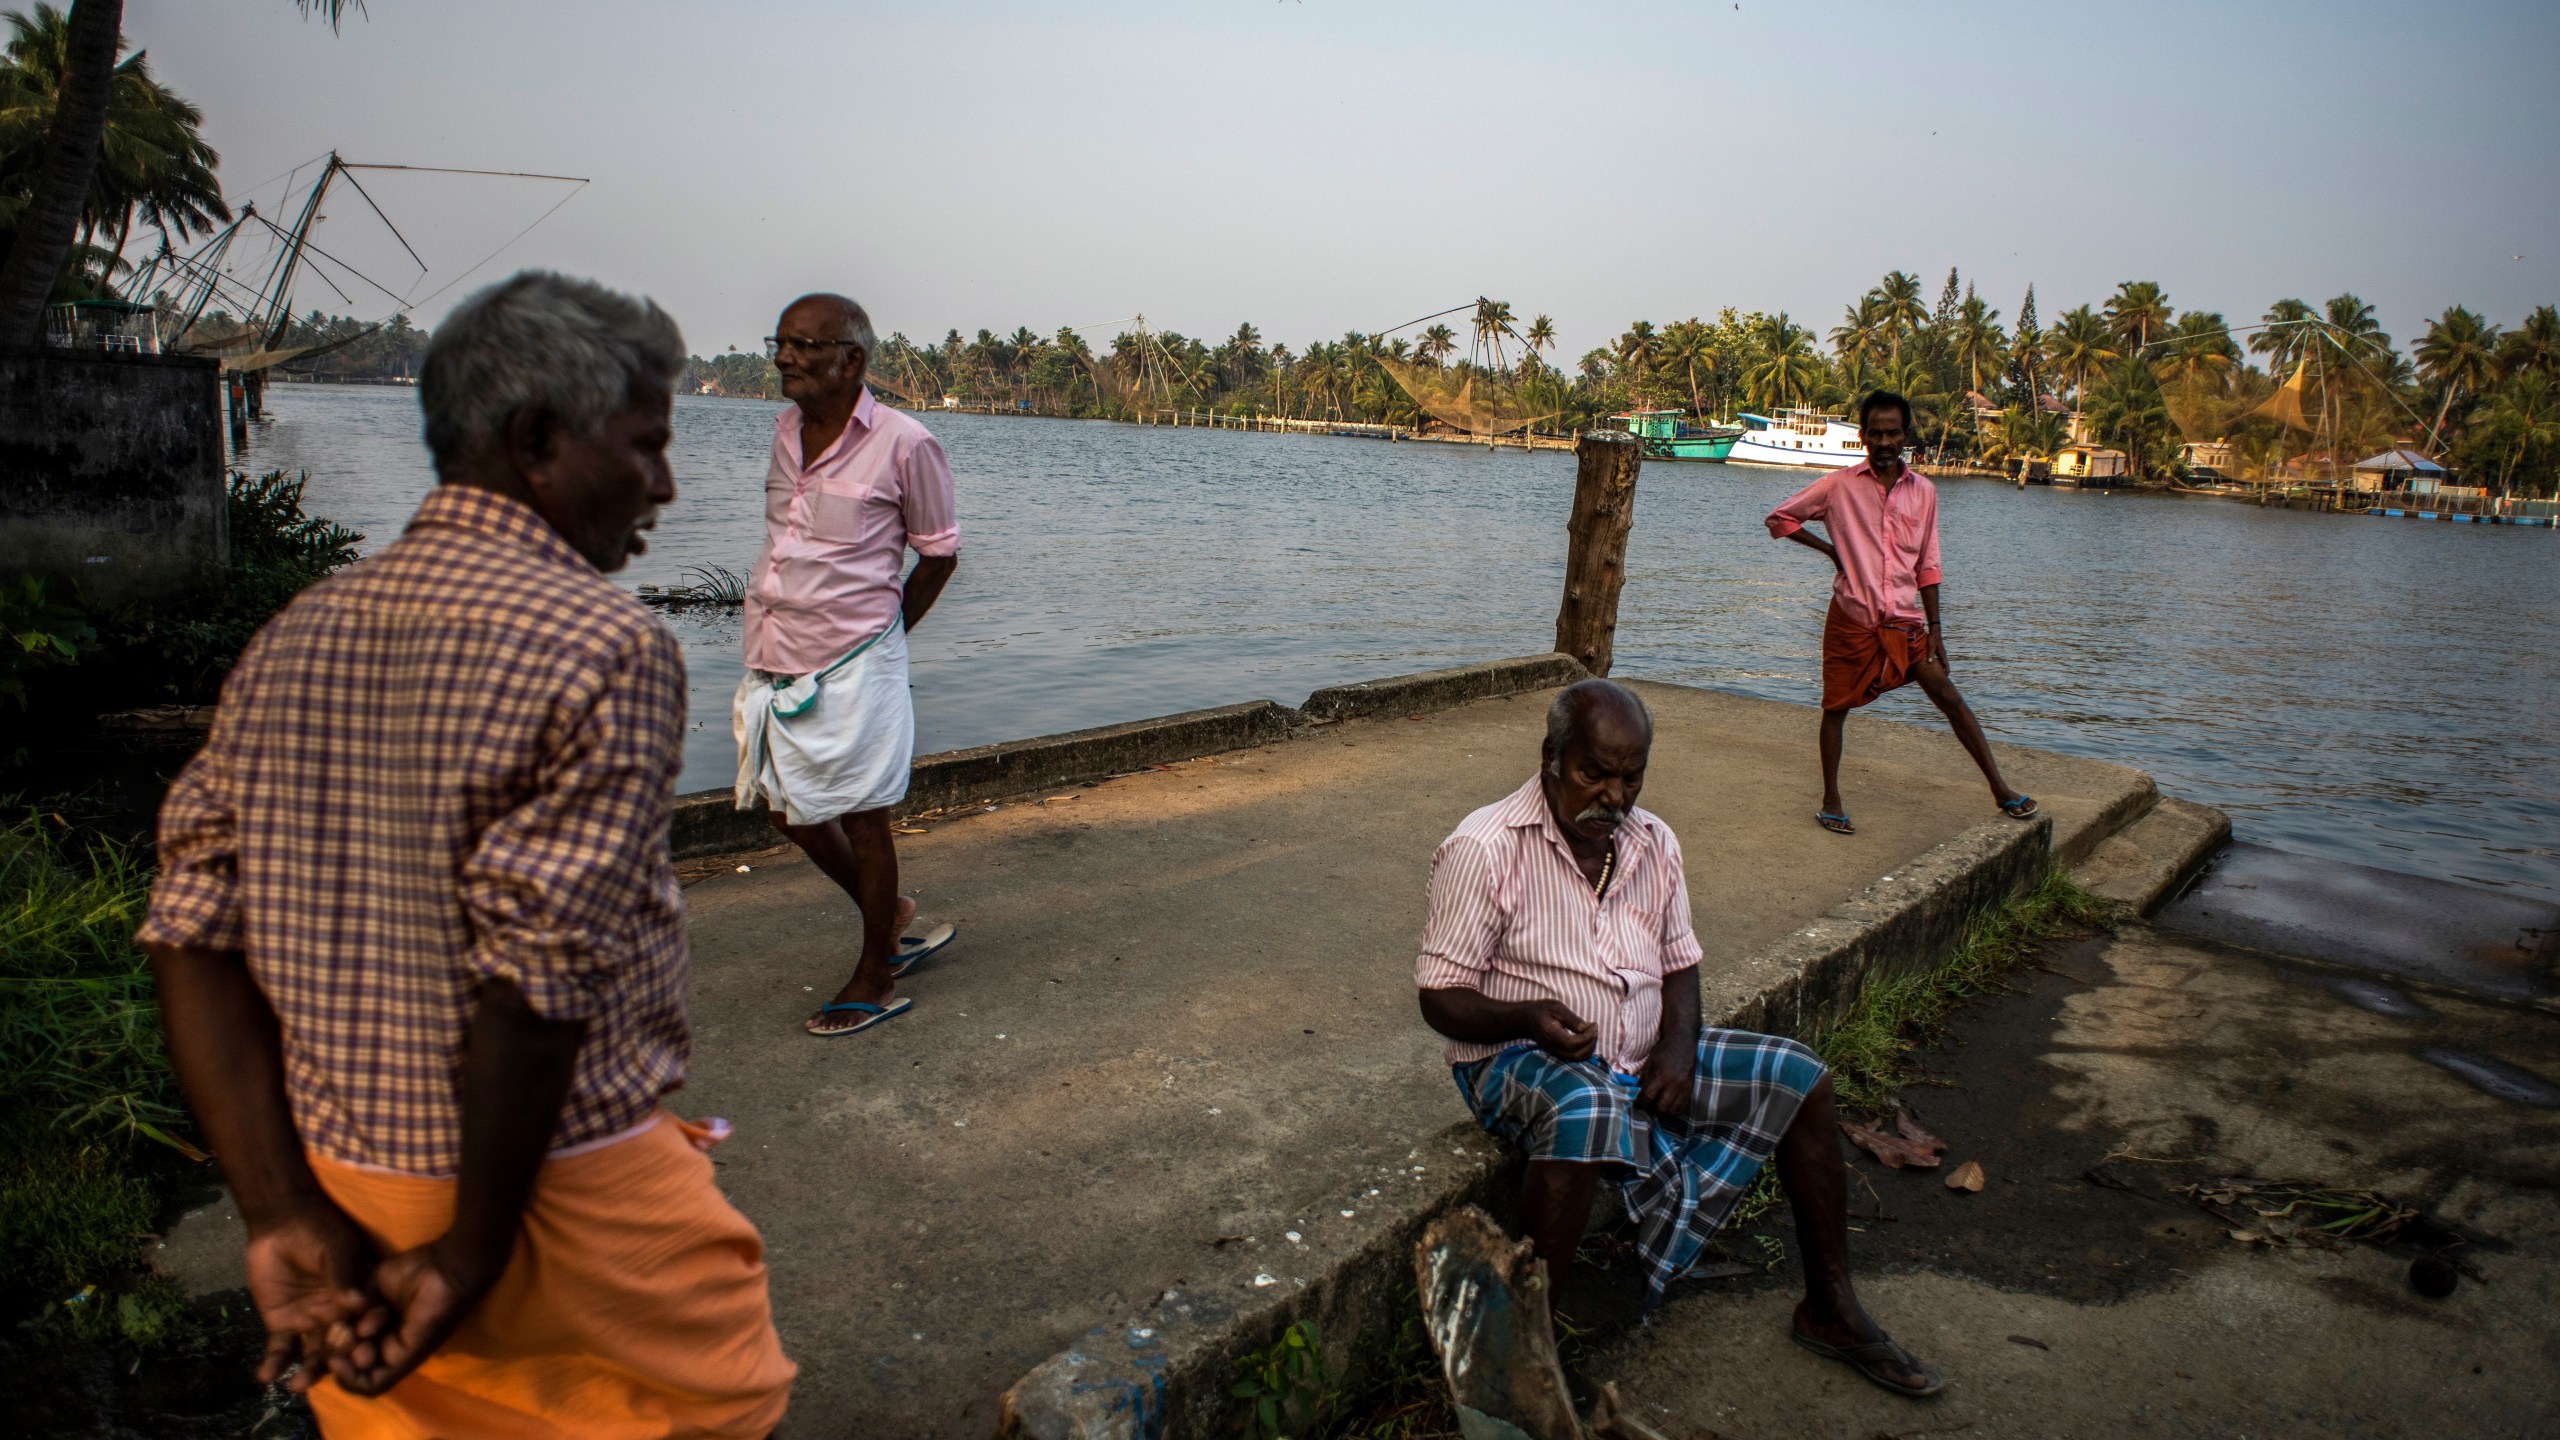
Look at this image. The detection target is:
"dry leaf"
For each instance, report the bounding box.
[1945,1159,1987,1192]
[1892,1108,1944,1153]
[1840,1118,1943,1169]
[2006,1333,2050,1350]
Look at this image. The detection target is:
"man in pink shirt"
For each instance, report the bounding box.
[1765,390,2035,835]
[735,293,960,1036]
[1416,679,1942,1397]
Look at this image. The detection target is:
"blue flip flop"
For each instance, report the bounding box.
[2000,794,2039,820]
[806,996,913,1037]
[888,923,959,979]
[1816,811,1856,835]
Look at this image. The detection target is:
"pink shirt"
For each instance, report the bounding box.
[1763,460,1943,628]
[1414,777,1705,1073]
[742,388,960,676]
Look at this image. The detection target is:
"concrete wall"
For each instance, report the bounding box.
[0,347,227,607]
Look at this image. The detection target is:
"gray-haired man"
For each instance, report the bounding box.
[142,271,794,1432]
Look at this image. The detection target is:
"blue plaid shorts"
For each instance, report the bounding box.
[1453,1030,1826,1309]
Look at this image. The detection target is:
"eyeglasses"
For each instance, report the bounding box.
[763,336,863,358]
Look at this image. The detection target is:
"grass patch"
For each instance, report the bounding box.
[0,810,198,1341]
[1810,866,2110,1115]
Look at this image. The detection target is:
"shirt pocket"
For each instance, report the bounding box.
[808,481,871,544]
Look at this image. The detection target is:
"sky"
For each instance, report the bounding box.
[127,0,2560,365]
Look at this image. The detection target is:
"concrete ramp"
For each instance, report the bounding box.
[671,671,2156,1437]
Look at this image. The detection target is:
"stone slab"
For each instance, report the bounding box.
[2069,795,2231,916]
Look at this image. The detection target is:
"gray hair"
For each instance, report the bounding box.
[1543,679,1653,775]
[788,291,877,359]
[420,271,685,474]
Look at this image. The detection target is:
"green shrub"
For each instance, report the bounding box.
[100,470,364,706]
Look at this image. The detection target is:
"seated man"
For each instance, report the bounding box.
[1415,679,1942,1399]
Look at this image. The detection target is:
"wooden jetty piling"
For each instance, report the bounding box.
[1553,429,1642,677]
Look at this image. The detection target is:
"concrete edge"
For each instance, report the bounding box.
[669,655,1587,860]
[2066,795,2233,917]
[993,813,2068,1439]
[1298,653,1588,724]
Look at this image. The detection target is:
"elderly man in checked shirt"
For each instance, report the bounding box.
[139,273,793,1436]
[1417,679,1944,1399]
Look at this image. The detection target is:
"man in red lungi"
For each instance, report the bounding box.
[1765,390,2037,835]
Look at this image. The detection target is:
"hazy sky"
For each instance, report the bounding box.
[131,0,2560,364]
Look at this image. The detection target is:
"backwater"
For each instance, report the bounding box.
[239,383,2560,903]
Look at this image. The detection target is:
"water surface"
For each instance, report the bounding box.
[241,384,2560,897]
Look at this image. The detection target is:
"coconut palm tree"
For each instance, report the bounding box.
[1661,317,1716,417]
[1416,322,1457,367]
[1743,312,1822,411]
[2248,298,2315,374]
[1874,271,1925,362]
[2414,306,2501,445]
[2476,370,2560,497]
[2498,305,2559,380]
[2102,280,2174,358]
[1950,292,2006,398]
[2322,293,2390,368]
[1613,320,1659,389]
[1830,293,1888,374]
[2155,311,2240,393]
[2090,358,2175,480]
[0,3,229,305]
[1470,297,1514,371]
[1524,313,1556,364]
[0,0,351,340]
[2045,306,2118,406]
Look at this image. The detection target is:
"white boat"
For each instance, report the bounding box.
[1728,410,1867,469]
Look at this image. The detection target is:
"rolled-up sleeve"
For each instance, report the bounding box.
[1914,487,1943,589]
[138,743,244,953]
[1654,830,1704,973]
[458,626,686,1023]
[1416,834,1506,991]
[137,645,270,952]
[901,432,960,558]
[1764,472,1831,540]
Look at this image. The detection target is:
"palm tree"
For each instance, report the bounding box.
[2323,293,2389,367]
[1950,291,2006,398]
[1830,293,1888,374]
[2498,305,2559,380]
[2155,311,2240,393]
[1524,313,1556,365]
[2414,306,2501,446]
[2045,306,2118,407]
[0,0,350,341]
[1874,271,1925,363]
[1742,312,1821,411]
[2089,358,2175,480]
[1613,319,1659,388]
[2102,280,2174,358]
[2249,298,2315,374]
[1470,297,1514,370]
[1661,317,1716,417]
[1416,322,1457,367]
[2477,371,2560,497]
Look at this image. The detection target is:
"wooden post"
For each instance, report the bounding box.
[1553,430,1642,676]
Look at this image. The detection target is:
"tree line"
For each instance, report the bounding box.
[684,277,2558,496]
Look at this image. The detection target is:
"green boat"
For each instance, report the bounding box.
[1617,409,1742,461]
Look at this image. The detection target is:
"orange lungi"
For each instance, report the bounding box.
[1820,600,1928,713]
[305,1112,794,1440]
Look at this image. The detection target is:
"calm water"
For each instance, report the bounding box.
[240,384,2560,898]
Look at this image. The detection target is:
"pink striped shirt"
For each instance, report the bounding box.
[1414,777,1705,1073]
[1763,460,1943,628]
[743,388,961,676]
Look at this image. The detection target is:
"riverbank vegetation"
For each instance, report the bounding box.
[687,278,2560,495]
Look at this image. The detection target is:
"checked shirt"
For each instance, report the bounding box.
[140,485,692,1177]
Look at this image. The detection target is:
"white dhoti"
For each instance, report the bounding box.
[732,620,913,826]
